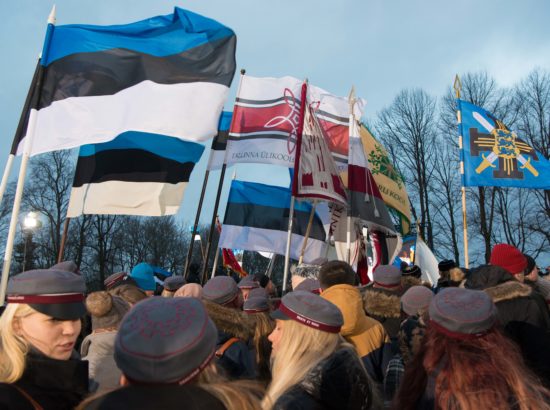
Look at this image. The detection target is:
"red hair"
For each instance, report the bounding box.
[394,326,550,410]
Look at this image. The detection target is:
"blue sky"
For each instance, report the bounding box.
[1,1,549,256]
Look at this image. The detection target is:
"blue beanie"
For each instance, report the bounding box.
[130,263,156,291]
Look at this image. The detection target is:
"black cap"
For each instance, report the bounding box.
[438,260,457,271]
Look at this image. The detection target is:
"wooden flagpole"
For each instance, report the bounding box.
[201,69,245,284]
[283,80,308,293]
[0,7,56,305]
[297,200,317,265]
[454,75,469,268]
[57,217,71,263]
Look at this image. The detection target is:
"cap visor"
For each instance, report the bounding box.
[270,309,290,321]
[30,302,86,320]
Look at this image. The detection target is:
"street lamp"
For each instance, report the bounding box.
[22,212,41,271]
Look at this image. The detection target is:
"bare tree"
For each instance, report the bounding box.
[376,88,438,248]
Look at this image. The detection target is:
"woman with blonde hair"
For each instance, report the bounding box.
[264,291,375,410]
[0,269,89,409]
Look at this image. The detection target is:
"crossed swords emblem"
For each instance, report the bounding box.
[472,112,538,177]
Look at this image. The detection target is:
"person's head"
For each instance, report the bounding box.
[523,254,538,282]
[129,262,156,295]
[104,271,137,290]
[490,243,527,282]
[162,276,186,298]
[174,283,203,299]
[238,276,260,302]
[265,291,343,406]
[290,263,322,291]
[318,260,357,290]
[372,265,402,290]
[401,265,422,279]
[395,287,550,410]
[255,274,275,295]
[400,286,433,319]
[0,269,86,383]
[109,283,147,306]
[115,297,217,385]
[203,276,242,309]
[85,291,130,331]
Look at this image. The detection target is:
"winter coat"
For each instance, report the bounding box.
[362,285,402,353]
[203,300,256,380]
[81,384,226,409]
[466,265,550,386]
[0,350,89,410]
[273,347,374,410]
[321,284,392,384]
[80,331,121,393]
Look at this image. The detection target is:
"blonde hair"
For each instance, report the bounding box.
[161,289,176,298]
[0,304,35,383]
[262,320,341,409]
[203,379,264,410]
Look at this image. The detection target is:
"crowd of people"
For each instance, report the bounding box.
[0,243,550,409]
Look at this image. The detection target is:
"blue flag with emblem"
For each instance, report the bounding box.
[458,99,550,189]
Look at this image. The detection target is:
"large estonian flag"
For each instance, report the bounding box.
[66,132,204,217]
[218,180,327,263]
[13,7,236,156]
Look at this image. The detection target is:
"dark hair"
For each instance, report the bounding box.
[318,261,357,290]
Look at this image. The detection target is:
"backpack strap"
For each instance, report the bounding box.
[215,337,240,358]
[12,385,43,410]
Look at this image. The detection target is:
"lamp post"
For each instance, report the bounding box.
[22,211,41,271]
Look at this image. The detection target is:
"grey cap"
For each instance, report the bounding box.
[243,296,270,313]
[164,276,186,292]
[373,265,402,287]
[7,269,86,320]
[401,286,433,316]
[237,276,260,290]
[115,297,217,384]
[248,287,268,298]
[429,288,497,338]
[203,276,239,305]
[294,278,321,294]
[271,290,343,333]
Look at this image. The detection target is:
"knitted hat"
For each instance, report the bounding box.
[293,278,321,294]
[203,276,239,305]
[402,265,421,278]
[523,254,536,274]
[401,286,433,316]
[271,290,343,333]
[373,265,402,288]
[164,276,186,292]
[86,292,130,331]
[490,244,527,275]
[237,276,260,290]
[130,263,156,291]
[7,269,86,320]
[429,288,497,339]
[438,260,457,272]
[243,296,270,313]
[115,297,217,384]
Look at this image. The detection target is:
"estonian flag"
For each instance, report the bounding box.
[66,132,204,217]
[218,180,327,264]
[13,7,236,156]
[207,111,233,171]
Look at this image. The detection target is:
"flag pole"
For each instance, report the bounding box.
[201,69,245,284]
[297,200,317,265]
[210,216,222,279]
[265,253,276,278]
[0,7,56,305]
[454,75,469,268]
[0,58,43,207]
[57,217,71,263]
[283,80,308,293]
[346,87,356,263]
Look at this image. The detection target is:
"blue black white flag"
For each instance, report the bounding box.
[207,111,233,171]
[14,7,236,156]
[458,99,550,189]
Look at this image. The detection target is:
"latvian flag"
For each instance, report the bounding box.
[225,76,303,168]
[13,7,236,156]
[218,180,327,263]
[66,132,204,217]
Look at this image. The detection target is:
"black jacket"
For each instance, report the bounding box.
[273,347,374,410]
[0,351,89,410]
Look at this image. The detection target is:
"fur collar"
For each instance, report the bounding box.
[484,280,532,304]
[203,300,254,340]
[363,287,401,318]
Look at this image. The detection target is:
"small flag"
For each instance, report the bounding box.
[458,99,550,189]
[414,236,440,285]
[218,180,327,263]
[215,217,247,277]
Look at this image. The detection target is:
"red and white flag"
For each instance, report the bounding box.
[293,84,347,206]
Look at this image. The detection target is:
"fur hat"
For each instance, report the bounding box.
[490,244,527,275]
[438,260,456,272]
[86,291,130,331]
